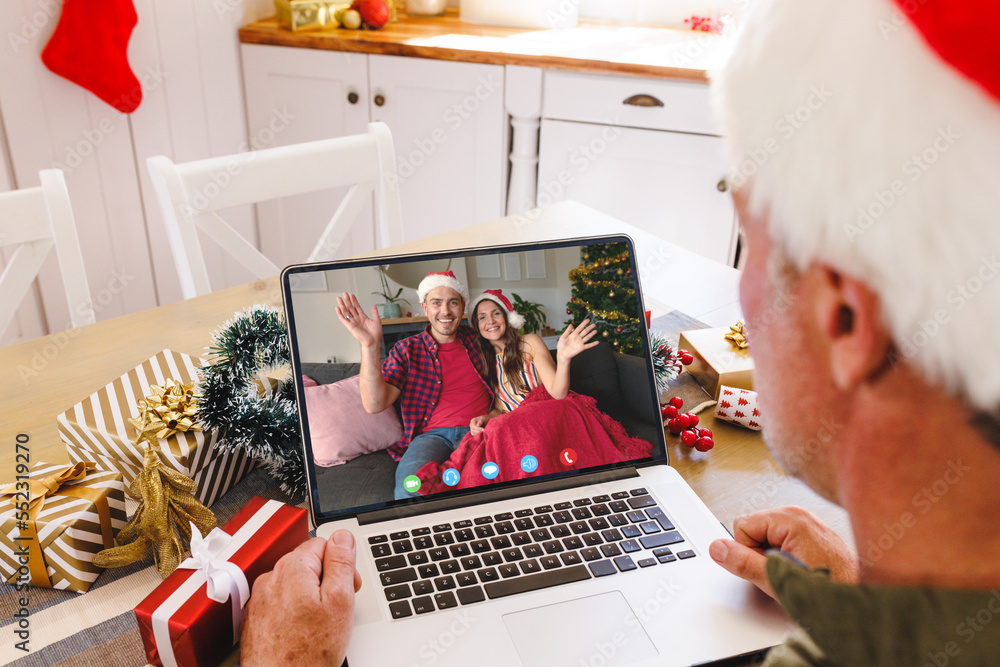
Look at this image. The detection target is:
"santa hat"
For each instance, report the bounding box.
[416,271,469,305]
[713,0,1000,412]
[468,289,526,330]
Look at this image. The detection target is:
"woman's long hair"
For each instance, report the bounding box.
[472,299,531,396]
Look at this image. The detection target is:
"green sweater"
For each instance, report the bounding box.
[764,554,1000,666]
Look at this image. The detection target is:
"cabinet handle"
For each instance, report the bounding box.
[374,94,386,107]
[623,94,664,108]
[717,178,728,192]
[347,92,359,104]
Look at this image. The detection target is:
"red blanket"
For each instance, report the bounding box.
[415,387,652,495]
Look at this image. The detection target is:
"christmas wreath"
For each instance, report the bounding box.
[197,306,305,498]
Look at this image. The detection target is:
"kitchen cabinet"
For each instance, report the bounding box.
[241,44,507,260]
[537,70,737,265]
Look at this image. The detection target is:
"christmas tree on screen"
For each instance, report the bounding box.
[565,242,643,354]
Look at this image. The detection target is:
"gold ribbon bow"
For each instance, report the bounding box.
[724,319,749,350]
[127,379,202,444]
[1,462,115,588]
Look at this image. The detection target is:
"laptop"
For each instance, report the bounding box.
[282,235,791,667]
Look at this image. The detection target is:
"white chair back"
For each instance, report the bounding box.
[147,122,403,299]
[0,169,95,336]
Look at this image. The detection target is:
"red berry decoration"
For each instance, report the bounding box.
[695,437,715,452]
[677,413,692,429]
[680,430,698,447]
[698,428,713,438]
[667,418,684,434]
[616,327,622,333]
[566,308,572,315]
[680,352,694,365]
[662,405,678,419]
[669,396,684,409]
[687,413,699,427]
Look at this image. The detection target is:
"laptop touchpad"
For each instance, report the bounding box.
[502,591,659,667]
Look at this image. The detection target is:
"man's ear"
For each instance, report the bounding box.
[814,266,893,391]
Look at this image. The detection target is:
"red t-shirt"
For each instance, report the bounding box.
[424,341,492,429]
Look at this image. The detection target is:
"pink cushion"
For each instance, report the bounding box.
[304,375,402,466]
[302,375,318,387]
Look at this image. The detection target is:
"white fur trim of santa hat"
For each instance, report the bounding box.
[712,0,1000,412]
[468,289,526,330]
[417,270,469,305]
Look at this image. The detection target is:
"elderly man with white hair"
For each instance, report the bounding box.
[239,0,1000,664]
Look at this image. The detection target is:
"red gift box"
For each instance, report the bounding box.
[134,497,309,667]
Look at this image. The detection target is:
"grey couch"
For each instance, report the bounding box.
[303,342,661,510]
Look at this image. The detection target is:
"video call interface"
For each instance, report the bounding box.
[285,240,665,518]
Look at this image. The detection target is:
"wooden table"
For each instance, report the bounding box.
[0,201,849,543]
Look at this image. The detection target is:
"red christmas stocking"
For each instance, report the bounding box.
[41,0,142,113]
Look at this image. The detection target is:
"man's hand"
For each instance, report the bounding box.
[241,530,363,667]
[709,507,858,599]
[336,293,382,348]
[557,319,599,362]
[469,414,490,436]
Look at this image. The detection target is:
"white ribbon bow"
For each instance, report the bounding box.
[179,523,251,646]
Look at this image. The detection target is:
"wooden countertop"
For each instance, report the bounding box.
[239,10,733,81]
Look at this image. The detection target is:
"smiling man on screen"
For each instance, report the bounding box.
[335,270,492,500]
[239,0,1000,664]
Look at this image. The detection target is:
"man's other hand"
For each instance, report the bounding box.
[241,530,363,667]
[469,414,490,435]
[709,506,858,599]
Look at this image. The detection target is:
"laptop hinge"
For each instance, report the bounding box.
[357,467,641,526]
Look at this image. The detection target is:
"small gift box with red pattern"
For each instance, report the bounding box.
[134,496,308,667]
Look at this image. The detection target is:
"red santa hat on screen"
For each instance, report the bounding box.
[417,271,469,305]
[713,0,1000,412]
[468,289,526,330]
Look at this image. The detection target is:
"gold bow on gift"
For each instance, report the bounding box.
[1,462,114,588]
[127,379,202,444]
[724,319,749,350]
[96,378,216,577]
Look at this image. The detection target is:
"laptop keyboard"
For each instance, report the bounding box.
[367,488,696,619]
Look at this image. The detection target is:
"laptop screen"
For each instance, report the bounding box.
[283,236,667,523]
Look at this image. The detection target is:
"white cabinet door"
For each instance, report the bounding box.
[241,44,374,265]
[537,119,737,265]
[368,55,506,242]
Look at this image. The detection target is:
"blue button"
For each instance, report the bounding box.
[520,455,538,473]
[481,462,499,480]
[443,468,461,486]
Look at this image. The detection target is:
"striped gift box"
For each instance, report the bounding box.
[0,462,126,593]
[57,349,255,507]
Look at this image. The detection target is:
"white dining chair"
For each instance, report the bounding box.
[0,169,95,337]
[147,122,404,299]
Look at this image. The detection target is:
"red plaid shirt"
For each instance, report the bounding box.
[382,324,492,460]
